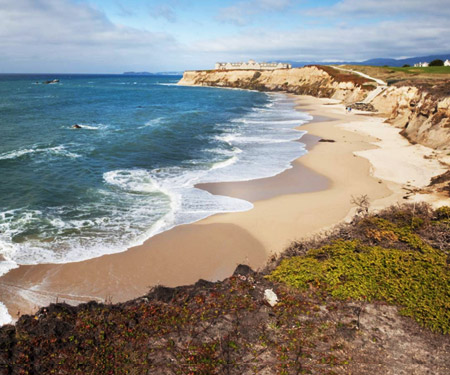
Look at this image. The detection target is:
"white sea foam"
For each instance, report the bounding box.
[0,258,19,278]
[47,145,81,158]
[103,169,162,193]
[0,148,36,160]
[139,117,164,129]
[199,93,310,184]
[139,166,253,232]
[0,303,12,326]
[0,145,81,160]
[74,124,101,130]
[211,155,239,170]
[0,254,19,326]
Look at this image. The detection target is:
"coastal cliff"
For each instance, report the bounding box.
[179,66,371,103]
[373,82,450,149]
[178,67,450,150]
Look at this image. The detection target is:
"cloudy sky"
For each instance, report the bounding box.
[1,0,449,73]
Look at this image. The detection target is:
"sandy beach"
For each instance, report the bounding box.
[1,94,446,321]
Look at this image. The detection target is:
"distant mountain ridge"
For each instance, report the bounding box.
[285,53,450,67]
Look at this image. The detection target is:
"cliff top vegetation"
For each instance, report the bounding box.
[337,64,450,85]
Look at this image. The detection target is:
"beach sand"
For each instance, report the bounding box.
[1,95,445,320]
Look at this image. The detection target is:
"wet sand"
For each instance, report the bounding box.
[196,134,329,202]
[3,94,438,321]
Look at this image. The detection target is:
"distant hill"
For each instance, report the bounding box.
[123,71,183,76]
[285,53,450,67]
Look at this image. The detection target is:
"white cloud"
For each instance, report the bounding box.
[308,0,450,18]
[198,0,450,63]
[218,0,291,26]
[0,0,177,72]
[193,17,450,62]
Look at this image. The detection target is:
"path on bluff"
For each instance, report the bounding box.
[334,66,388,104]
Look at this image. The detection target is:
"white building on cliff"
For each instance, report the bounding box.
[414,62,429,67]
[414,59,450,67]
[215,59,291,71]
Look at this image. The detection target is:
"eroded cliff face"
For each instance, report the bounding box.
[179,66,368,103]
[372,84,450,149]
[178,68,450,150]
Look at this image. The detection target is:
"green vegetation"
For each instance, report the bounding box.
[269,205,450,334]
[388,66,450,75]
[337,64,450,86]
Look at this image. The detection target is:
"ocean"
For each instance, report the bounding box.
[0,74,311,322]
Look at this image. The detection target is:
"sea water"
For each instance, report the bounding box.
[0,74,311,323]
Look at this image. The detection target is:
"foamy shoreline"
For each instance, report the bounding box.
[1,94,446,324]
[0,92,311,323]
[0,92,308,272]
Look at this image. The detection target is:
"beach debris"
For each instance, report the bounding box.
[319,138,336,143]
[349,102,376,112]
[72,124,82,129]
[264,288,278,307]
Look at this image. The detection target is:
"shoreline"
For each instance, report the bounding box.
[0,94,446,323]
[195,133,329,202]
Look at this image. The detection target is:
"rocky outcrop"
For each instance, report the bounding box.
[178,68,450,150]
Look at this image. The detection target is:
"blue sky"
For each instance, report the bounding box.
[0,0,449,73]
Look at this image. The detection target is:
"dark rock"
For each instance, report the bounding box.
[43,79,59,84]
[148,285,178,303]
[194,279,215,288]
[233,264,255,276]
[429,170,450,186]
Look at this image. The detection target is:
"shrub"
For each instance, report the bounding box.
[429,59,444,66]
[435,206,450,220]
[269,211,450,334]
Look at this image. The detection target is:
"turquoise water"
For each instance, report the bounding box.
[0,74,311,275]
